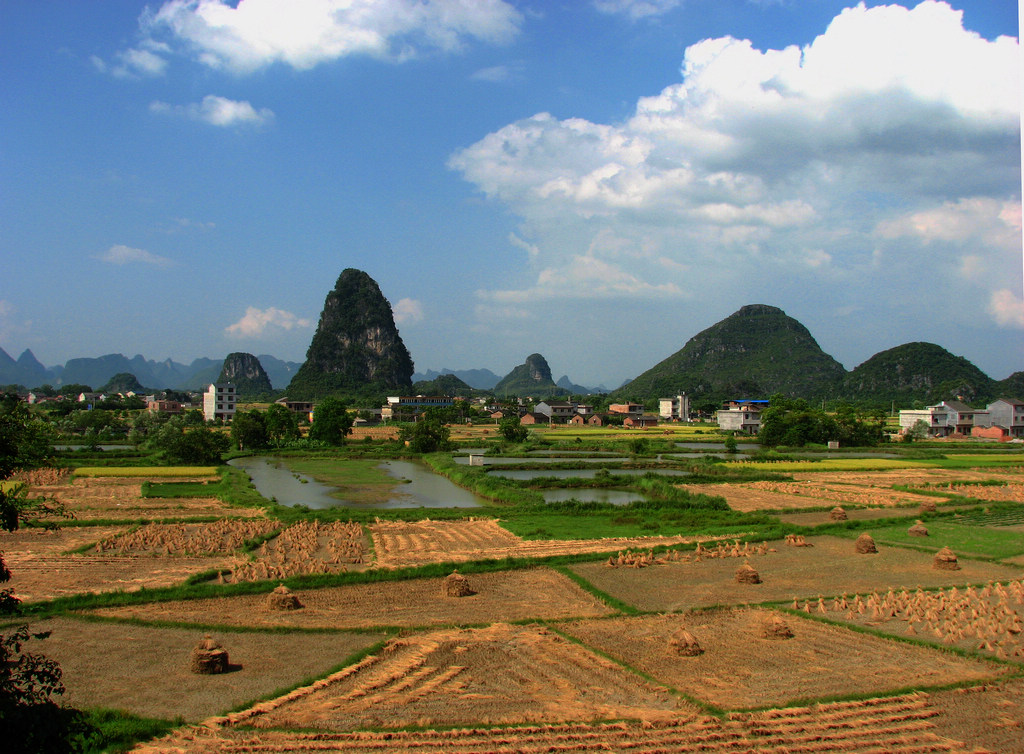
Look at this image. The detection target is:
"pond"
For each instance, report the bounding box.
[675,442,760,450]
[489,468,692,481]
[453,455,631,466]
[540,488,650,505]
[228,457,484,510]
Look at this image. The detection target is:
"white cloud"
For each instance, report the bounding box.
[93,40,171,78]
[508,233,539,258]
[450,1,1020,335]
[150,95,274,127]
[393,297,424,324]
[140,0,522,74]
[988,289,1024,328]
[96,245,172,266]
[876,197,1021,250]
[225,307,311,337]
[593,0,682,20]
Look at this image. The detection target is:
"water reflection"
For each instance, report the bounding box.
[228,456,484,510]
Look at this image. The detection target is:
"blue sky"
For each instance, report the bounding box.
[1,0,1020,388]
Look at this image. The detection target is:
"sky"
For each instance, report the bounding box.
[1,0,1020,389]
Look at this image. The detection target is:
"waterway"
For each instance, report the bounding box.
[228,456,484,510]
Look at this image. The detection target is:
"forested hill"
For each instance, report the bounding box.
[618,305,847,404]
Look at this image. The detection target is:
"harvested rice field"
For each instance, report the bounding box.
[19,616,385,723]
[560,609,1010,709]
[8,458,1024,753]
[369,517,724,568]
[0,525,240,601]
[570,535,1024,612]
[229,622,692,731]
[89,568,614,629]
[31,477,265,520]
[134,694,973,754]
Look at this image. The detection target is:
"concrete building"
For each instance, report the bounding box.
[203,383,236,422]
[608,402,644,418]
[659,394,690,422]
[382,395,454,421]
[899,401,990,437]
[983,398,1024,438]
[716,400,766,434]
[534,401,576,422]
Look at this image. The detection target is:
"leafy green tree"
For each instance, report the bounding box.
[230,409,269,451]
[264,404,300,446]
[723,434,738,453]
[308,397,354,445]
[498,416,528,443]
[149,418,229,465]
[398,416,452,453]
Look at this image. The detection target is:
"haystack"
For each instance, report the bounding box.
[669,627,704,656]
[266,583,303,611]
[829,506,848,521]
[908,521,929,537]
[933,546,960,571]
[442,570,473,598]
[735,562,761,584]
[919,500,937,513]
[761,614,794,640]
[190,635,229,674]
[854,533,877,554]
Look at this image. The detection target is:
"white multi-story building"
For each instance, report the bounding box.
[716,400,767,434]
[203,383,236,422]
[659,394,690,422]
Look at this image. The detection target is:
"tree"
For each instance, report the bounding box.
[149,418,229,465]
[230,409,269,451]
[398,416,452,453]
[264,403,300,446]
[308,397,353,445]
[498,416,528,443]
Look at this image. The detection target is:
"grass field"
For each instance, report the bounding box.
[867,519,1024,560]
[733,455,1024,472]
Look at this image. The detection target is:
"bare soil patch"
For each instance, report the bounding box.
[570,535,1024,612]
[1,525,238,602]
[945,483,1024,503]
[927,678,1024,753]
[561,609,1007,709]
[135,693,970,753]
[32,477,264,521]
[90,568,613,629]
[228,622,691,731]
[369,517,722,569]
[21,617,384,723]
[92,520,280,556]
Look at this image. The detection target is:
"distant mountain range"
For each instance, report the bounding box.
[0,348,301,392]
[3,303,1019,405]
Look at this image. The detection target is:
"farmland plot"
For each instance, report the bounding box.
[369,517,724,568]
[571,535,1024,612]
[0,525,237,601]
[91,568,613,629]
[561,609,1009,709]
[230,622,692,731]
[31,476,263,520]
[21,617,385,723]
[136,694,968,753]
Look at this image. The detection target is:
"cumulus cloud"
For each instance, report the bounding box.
[92,40,171,78]
[137,0,522,74]
[150,95,274,127]
[988,289,1024,328]
[393,297,424,324]
[225,307,311,337]
[96,245,172,266]
[470,63,524,83]
[450,1,1020,333]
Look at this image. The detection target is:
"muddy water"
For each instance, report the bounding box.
[228,457,484,510]
[490,468,692,480]
[540,488,650,505]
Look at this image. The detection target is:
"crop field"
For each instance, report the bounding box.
[368,517,725,568]
[561,609,1009,709]
[91,568,614,629]
[569,535,1024,612]
[8,455,1024,753]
